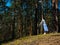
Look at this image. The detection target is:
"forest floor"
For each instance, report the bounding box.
[2,33,60,45]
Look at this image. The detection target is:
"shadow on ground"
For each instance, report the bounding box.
[0,37,21,45]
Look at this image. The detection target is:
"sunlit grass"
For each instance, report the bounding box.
[2,33,60,45]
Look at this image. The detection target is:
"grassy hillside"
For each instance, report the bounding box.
[2,33,60,45]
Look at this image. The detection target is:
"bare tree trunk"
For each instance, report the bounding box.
[17,14,22,37]
[34,3,38,35]
[52,0,58,33]
[29,16,32,36]
[55,0,58,32]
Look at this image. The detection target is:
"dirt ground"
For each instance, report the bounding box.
[2,33,60,45]
[23,35,60,45]
[29,35,60,45]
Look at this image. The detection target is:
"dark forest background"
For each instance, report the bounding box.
[0,0,60,42]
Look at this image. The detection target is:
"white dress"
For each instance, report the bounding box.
[40,19,48,32]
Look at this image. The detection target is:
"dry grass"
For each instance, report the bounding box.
[2,33,60,45]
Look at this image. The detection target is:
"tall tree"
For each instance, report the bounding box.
[52,0,58,32]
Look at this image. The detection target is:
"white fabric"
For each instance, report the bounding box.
[40,19,48,32]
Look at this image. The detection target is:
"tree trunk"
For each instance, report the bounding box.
[52,0,58,32]
[34,5,38,35]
